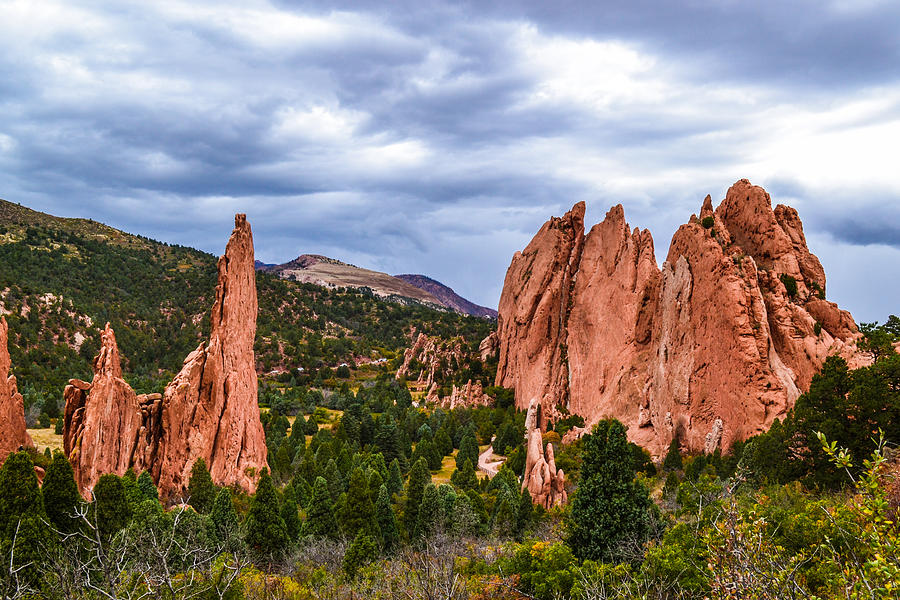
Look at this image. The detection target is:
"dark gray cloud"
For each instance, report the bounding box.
[0,0,898,320]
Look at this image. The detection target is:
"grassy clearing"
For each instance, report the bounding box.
[29,427,63,453]
[433,450,458,484]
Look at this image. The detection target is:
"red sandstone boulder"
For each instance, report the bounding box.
[0,317,32,463]
[495,180,863,457]
[521,398,566,508]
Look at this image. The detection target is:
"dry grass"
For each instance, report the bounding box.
[29,427,63,453]
[433,450,458,484]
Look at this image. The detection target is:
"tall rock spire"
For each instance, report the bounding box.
[153,214,267,497]
[0,317,32,463]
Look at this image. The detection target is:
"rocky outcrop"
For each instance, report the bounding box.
[396,331,465,390]
[441,379,493,410]
[479,331,499,362]
[152,214,267,497]
[496,180,862,456]
[521,398,566,508]
[496,203,585,426]
[63,324,161,496]
[0,317,32,463]
[63,214,267,499]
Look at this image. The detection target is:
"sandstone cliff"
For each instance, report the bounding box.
[0,317,32,462]
[496,180,861,456]
[63,214,267,499]
[396,331,466,391]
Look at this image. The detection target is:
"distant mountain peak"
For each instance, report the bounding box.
[394,274,497,319]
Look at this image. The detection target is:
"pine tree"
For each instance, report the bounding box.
[368,468,384,495]
[450,458,479,491]
[567,419,652,562]
[403,458,430,538]
[387,458,404,496]
[93,473,132,540]
[663,436,683,472]
[374,484,398,552]
[289,414,307,447]
[456,432,479,470]
[245,470,288,557]
[374,414,403,465]
[415,483,440,539]
[281,497,301,544]
[42,450,81,534]
[188,457,217,514]
[342,531,377,578]
[274,438,293,482]
[122,467,142,508]
[302,476,338,539]
[491,491,516,537]
[515,489,533,540]
[324,458,344,502]
[0,451,50,584]
[137,471,158,502]
[211,487,241,549]
[435,428,453,457]
[340,467,375,539]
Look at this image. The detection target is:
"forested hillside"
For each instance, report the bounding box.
[0,199,493,414]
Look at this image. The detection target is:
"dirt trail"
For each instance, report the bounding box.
[478,437,504,478]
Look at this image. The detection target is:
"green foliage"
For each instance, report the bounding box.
[244,470,288,558]
[663,437,682,472]
[375,484,399,551]
[500,541,578,600]
[42,450,81,534]
[701,216,715,229]
[859,319,898,363]
[628,442,656,477]
[566,419,652,562]
[404,458,430,537]
[137,470,159,502]
[416,483,441,539]
[302,476,338,539]
[281,497,301,544]
[0,451,49,585]
[342,531,377,579]
[450,458,479,492]
[93,473,132,540]
[456,432,479,471]
[188,457,216,514]
[340,467,375,539]
[211,487,241,548]
[779,273,798,298]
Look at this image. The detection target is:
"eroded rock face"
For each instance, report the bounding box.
[441,379,493,410]
[63,323,159,496]
[63,215,267,499]
[153,214,267,497]
[496,180,862,456]
[521,398,566,508]
[396,331,465,391]
[0,317,32,463]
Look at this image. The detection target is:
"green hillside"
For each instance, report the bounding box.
[0,199,493,412]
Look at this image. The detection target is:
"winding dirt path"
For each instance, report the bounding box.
[478,437,504,479]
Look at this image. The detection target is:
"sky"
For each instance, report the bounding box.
[1,0,899,320]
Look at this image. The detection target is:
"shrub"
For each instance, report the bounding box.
[779,274,798,299]
[701,216,715,229]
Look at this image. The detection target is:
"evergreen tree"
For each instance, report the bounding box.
[244,470,288,558]
[340,467,375,539]
[435,428,453,457]
[304,413,319,435]
[451,494,479,538]
[515,489,534,540]
[302,476,338,539]
[93,473,132,540]
[42,450,80,534]
[491,491,516,537]
[456,432,479,470]
[122,468,143,507]
[289,413,307,447]
[403,458,430,537]
[137,470,159,502]
[324,458,344,502]
[387,458,404,496]
[374,414,403,465]
[0,451,49,585]
[188,457,216,514]
[437,484,457,530]
[342,531,377,578]
[281,497,301,544]
[450,459,479,491]
[368,469,384,495]
[566,419,652,562]
[663,436,683,472]
[374,484,398,552]
[415,483,441,539]
[274,438,293,482]
[211,487,241,548]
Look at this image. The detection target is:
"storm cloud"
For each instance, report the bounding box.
[0,0,898,320]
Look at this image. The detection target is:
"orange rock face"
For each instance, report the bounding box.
[496,180,862,456]
[152,214,267,497]
[396,331,465,391]
[441,379,493,410]
[0,317,32,463]
[63,323,159,496]
[63,214,267,499]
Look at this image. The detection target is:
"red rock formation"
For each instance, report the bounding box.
[63,214,267,499]
[521,398,566,508]
[0,317,32,463]
[152,214,267,497]
[441,379,493,410]
[479,331,499,362]
[496,203,585,425]
[396,331,465,390]
[63,324,160,496]
[496,180,862,456]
